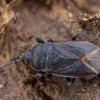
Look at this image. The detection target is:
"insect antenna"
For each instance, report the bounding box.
[0,59,22,68]
[0,13,25,68]
[13,13,25,53]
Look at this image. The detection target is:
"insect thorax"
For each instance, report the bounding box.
[31,42,53,72]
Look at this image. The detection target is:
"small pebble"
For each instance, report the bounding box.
[93,84,97,87]
[0,84,4,89]
[81,89,85,92]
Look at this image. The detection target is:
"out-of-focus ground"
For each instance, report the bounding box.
[0,0,100,100]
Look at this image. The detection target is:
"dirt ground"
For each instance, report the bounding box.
[0,0,100,100]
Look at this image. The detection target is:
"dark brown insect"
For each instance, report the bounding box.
[1,13,100,85]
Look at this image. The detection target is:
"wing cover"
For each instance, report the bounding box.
[53,41,98,58]
[86,48,100,72]
[51,60,95,78]
[50,41,98,78]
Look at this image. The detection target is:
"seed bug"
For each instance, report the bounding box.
[1,13,100,86]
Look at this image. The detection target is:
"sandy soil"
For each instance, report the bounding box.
[0,0,100,100]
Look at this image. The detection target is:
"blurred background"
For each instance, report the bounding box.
[0,0,100,100]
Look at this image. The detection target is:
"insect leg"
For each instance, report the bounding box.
[47,38,53,42]
[71,33,81,40]
[21,75,36,83]
[34,35,45,43]
[66,78,75,86]
[36,71,45,78]
[80,78,89,85]
[29,35,45,43]
[46,74,52,80]
[81,77,97,85]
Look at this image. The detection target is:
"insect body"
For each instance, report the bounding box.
[23,39,100,80]
[1,13,100,85]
